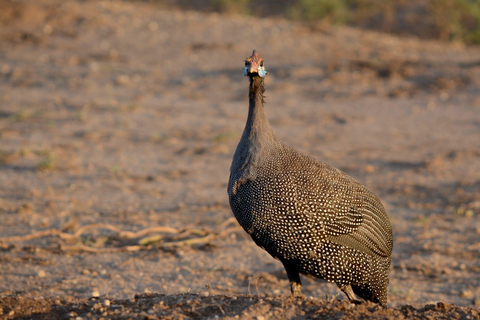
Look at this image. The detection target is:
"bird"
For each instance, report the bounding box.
[227,50,393,306]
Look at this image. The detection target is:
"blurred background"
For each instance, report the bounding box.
[148,0,480,44]
[0,0,479,309]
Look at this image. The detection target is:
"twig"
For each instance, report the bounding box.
[0,228,76,242]
[0,218,242,253]
[127,226,180,238]
[216,217,237,230]
[217,225,243,238]
[160,234,215,248]
[73,223,180,238]
[60,244,146,253]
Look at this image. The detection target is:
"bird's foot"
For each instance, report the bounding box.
[349,299,364,305]
[289,282,304,299]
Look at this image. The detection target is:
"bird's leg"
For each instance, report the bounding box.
[339,284,363,304]
[282,260,304,299]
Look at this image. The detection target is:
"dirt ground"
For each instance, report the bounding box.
[0,0,480,319]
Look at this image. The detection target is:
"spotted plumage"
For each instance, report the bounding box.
[228,50,393,306]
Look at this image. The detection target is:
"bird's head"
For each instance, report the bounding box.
[244,50,268,77]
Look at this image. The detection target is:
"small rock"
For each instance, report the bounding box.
[464,209,474,217]
[68,56,79,66]
[461,290,473,298]
[92,291,100,298]
[439,92,449,102]
[1,65,10,74]
[38,270,46,278]
[256,316,265,320]
[200,291,210,297]
[115,75,130,85]
[43,24,53,35]
[103,299,110,307]
[424,304,435,310]
[436,302,450,310]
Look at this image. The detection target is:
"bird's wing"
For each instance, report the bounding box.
[280,146,393,258]
[324,189,392,258]
[301,160,392,258]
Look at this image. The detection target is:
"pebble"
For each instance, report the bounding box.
[461,290,473,298]
[200,291,210,297]
[1,65,10,74]
[436,302,451,310]
[38,270,46,278]
[104,300,111,307]
[43,24,53,35]
[92,291,100,298]
[439,92,449,102]
[424,304,435,310]
[115,75,130,85]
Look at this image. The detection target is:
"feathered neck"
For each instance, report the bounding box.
[249,75,265,104]
[244,75,275,144]
[230,75,276,174]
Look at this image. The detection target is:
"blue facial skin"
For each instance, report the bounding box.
[257,66,267,77]
[244,66,268,77]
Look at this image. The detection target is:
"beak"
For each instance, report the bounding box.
[244,61,268,77]
[248,60,260,74]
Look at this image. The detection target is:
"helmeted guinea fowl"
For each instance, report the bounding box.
[227,50,393,306]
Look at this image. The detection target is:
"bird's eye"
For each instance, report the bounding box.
[245,61,248,66]
[260,61,264,67]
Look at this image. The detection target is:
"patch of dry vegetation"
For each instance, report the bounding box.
[147,0,480,45]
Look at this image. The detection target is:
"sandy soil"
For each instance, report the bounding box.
[0,0,480,319]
